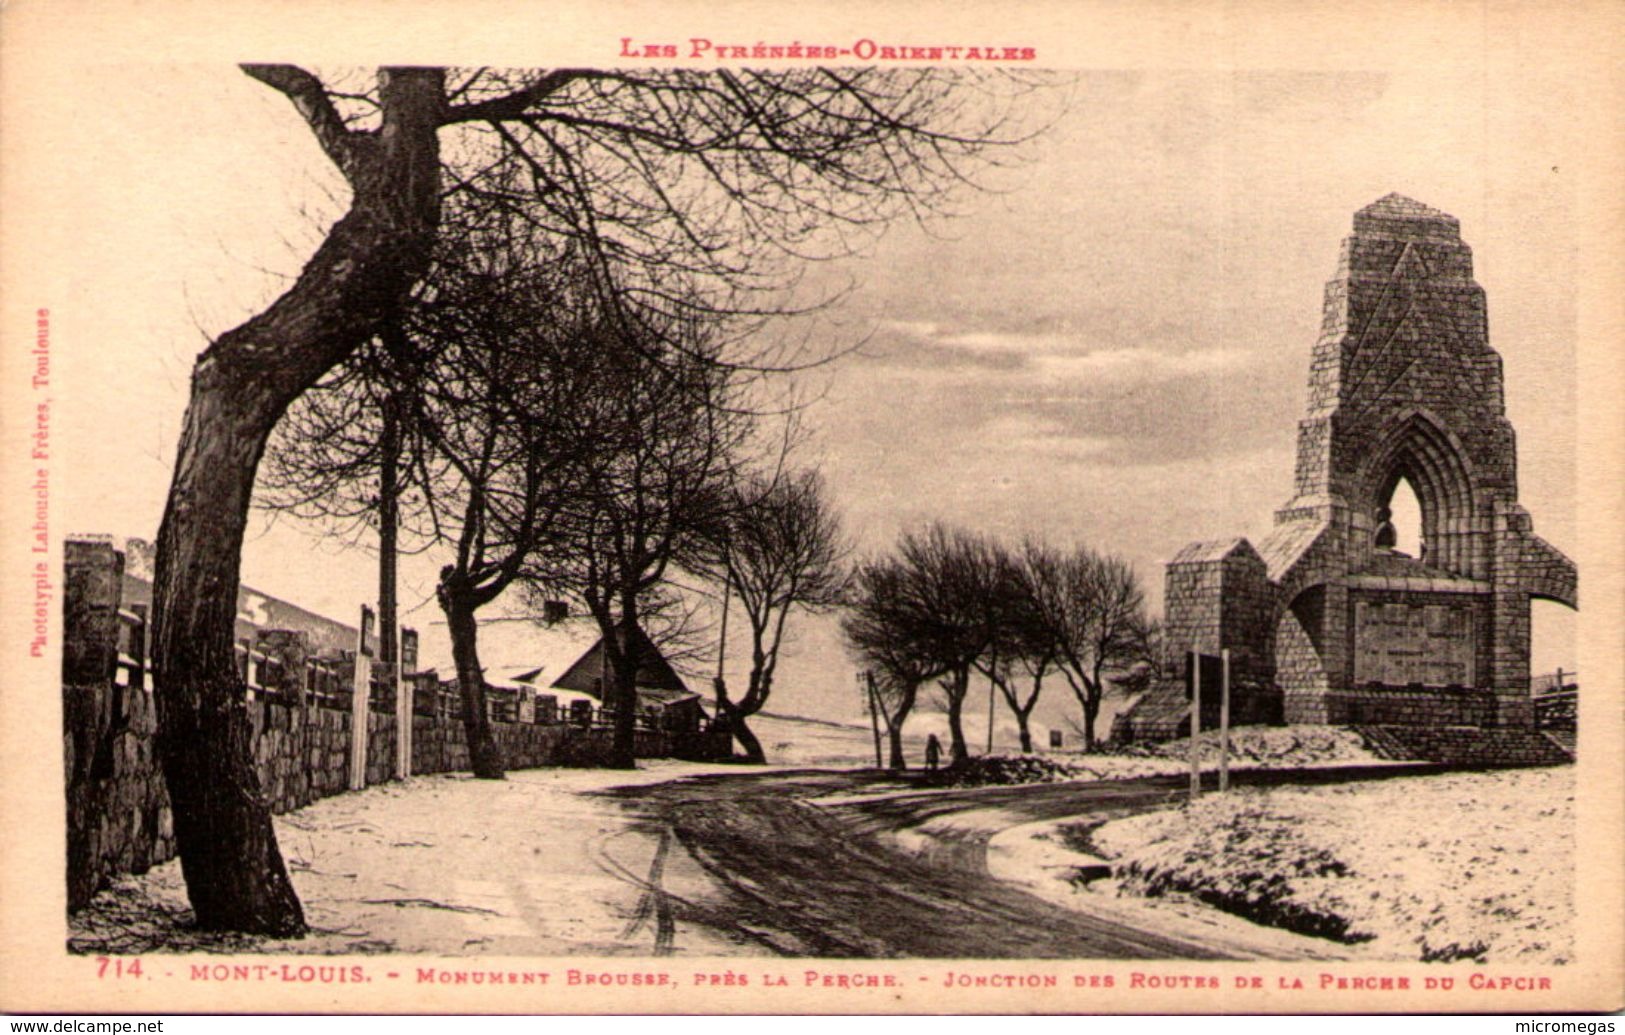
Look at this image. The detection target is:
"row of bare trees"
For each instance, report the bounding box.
[264,211,855,779]
[147,65,1046,933]
[842,524,1155,769]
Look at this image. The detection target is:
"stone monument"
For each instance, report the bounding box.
[1114,195,1576,762]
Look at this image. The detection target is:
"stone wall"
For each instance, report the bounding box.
[1354,725,1572,767]
[63,675,171,912]
[62,537,732,911]
[1284,684,1497,726]
[1274,586,1327,694]
[247,699,353,814]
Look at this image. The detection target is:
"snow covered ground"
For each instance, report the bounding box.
[857,725,1401,788]
[71,718,1549,963]
[984,815,1354,961]
[1064,724,1403,779]
[1080,766,1575,963]
[69,762,776,957]
[745,712,919,767]
[65,712,899,957]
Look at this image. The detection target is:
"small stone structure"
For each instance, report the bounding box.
[1115,195,1576,762]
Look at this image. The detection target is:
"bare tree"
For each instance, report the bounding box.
[419,278,611,780]
[840,524,1005,767]
[257,335,421,672]
[841,555,937,771]
[154,64,1045,933]
[977,545,1053,754]
[525,319,750,768]
[265,201,613,780]
[905,525,1011,766]
[1112,614,1164,700]
[704,469,848,763]
[1022,542,1148,751]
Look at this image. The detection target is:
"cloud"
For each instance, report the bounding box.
[1031,346,1253,385]
[976,414,1112,462]
[933,329,1076,355]
[870,318,1256,389]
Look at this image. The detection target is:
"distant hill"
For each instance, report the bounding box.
[755,710,874,733]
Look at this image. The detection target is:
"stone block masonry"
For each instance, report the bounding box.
[1114,194,1576,758]
[61,537,731,911]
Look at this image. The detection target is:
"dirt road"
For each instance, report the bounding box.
[606,764,1441,959]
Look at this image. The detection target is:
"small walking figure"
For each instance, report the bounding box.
[924,733,942,772]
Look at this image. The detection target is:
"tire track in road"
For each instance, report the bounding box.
[609,763,1443,959]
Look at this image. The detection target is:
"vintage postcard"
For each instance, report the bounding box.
[1,0,1621,1016]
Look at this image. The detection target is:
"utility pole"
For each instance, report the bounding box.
[1189,650,1202,798]
[864,670,883,768]
[985,646,997,755]
[1219,648,1231,793]
[377,389,399,671]
[713,538,732,725]
[377,386,406,780]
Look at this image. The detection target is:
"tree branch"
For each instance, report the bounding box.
[441,69,592,124]
[240,64,364,178]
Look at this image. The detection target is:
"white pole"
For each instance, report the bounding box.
[1219,648,1231,793]
[350,605,373,792]
[1189,651,1201,798]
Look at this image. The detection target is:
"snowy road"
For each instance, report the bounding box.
[70,759,1441,959]
[608,764,1445,959]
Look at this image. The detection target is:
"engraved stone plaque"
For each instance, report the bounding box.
[1354,598,1477,687]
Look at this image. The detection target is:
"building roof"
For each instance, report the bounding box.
[1357,193,1457,224]
[1169,537,1262,566]
[549,625,691,698]
[419,616,598,679]
[420,615,693,701]
[1257,518,1329,581]
[118,573,363,658]
[637,687,704,708]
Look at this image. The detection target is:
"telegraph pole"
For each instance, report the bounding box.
[986,646,997,754]
[864,670,883,768]
[713,539,732,722]
[1189,650,1202,798]
[1219,648,1231,793]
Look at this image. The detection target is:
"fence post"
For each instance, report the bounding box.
[394,627,416,779]
[63,537,126,911]
[349,605,374,791]
[64,537,124,687]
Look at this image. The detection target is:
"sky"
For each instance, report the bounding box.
[30,59,1582,740]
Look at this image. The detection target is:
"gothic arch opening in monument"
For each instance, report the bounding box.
[1376,473,1424,559]
[1358,411,1477,576]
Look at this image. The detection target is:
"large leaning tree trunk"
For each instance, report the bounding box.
[149,67,444,935]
